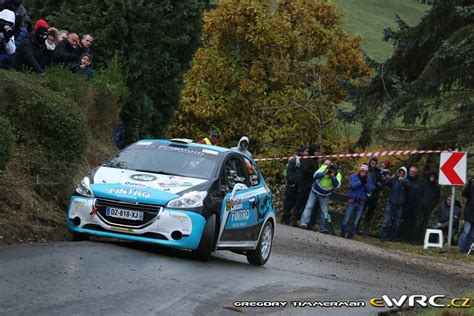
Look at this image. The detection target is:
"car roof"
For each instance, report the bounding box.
[136,139,231,153]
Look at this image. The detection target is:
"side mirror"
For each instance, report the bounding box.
[231,183,248,199]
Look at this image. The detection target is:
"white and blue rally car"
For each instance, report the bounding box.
[67,139,275,265]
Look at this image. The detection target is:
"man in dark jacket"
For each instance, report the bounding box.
[399,166,422,242]
[362,157,384,235]
[432,195,461,236]
[281,148,303,225]
[291,145,318,227]
[380,167,411,241]
[416,172,441,242]
[14,26,48,73]
[52,32,80,65]
[459,178,474,253]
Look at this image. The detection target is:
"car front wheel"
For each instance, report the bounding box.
[192,214,216,261]
[247,221,273,266]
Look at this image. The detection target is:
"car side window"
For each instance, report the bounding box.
[244,158,260,187]
[221,157,249,191]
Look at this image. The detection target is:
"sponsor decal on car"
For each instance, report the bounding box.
[109,187,151,198]
[158,145,205,157]
[130,174,157,182]
[231,209,250,222]
[124,181,146,187]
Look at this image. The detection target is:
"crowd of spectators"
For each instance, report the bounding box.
[280,146,474,253]
[0,1,94,78]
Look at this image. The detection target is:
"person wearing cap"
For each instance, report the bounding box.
[231,136,252,159]
[0,9,16,57]
[14,23,49,73]
[299,159,342,234]
[380,166,411,241]
[340,164,373,239]
[198,129,218,145]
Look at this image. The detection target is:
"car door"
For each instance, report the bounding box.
[216,155,257,246]
[243,157,272,232]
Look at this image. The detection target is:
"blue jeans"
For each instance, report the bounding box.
[458,221,474,252]
[341,202,365,238]
[300,190,331,232]
[380,202,404,241]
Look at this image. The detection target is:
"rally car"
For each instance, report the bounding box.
[67,139,275,265]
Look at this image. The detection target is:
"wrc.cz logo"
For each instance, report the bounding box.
[369,295,471,308]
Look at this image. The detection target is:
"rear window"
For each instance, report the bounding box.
[103,142,220,179]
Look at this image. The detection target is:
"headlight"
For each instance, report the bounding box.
[166,191,207,208]
[76,176,94,197]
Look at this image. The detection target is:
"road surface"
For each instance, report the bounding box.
[0,225,472,315]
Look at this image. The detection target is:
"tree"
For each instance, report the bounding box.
[345,0,474,151]
[25,0,208,140]
[170,0,370,157]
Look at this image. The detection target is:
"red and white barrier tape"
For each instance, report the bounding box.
[254,149,446,162]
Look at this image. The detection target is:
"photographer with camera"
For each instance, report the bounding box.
[380,167,411,242]
[341,164,373,239]
[458,178,474,253]
[299,159,342,234]
[0,9,16,57]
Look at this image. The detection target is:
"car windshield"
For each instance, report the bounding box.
[103,142,221,179]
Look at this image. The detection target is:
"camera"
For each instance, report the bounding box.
[0,23,14,42]
[326,163,338,175]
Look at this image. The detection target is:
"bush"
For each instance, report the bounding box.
[0,116,15,171]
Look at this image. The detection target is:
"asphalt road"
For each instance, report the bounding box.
[0,224,473,316]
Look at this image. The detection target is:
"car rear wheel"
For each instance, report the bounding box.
[247,221,273,266]
[192,214,216,261]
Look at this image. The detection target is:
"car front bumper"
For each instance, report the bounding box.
[67,196,206,250]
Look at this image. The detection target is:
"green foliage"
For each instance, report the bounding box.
[336,0,429,62]
[0,65,127,199]
[172,0,371,163]
[25,0,208,141]
[346,1,474,153]
[0,116,15,171]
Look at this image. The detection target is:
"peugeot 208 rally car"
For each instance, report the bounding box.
[67,139,275,265]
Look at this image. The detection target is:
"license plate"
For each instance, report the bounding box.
[106,207,144,221]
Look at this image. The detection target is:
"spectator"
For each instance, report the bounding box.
[291,146,318,227]
[53,32,81,65]
[198,129,218,145]
[300,160,342,234]
[231,136,252,159]
[33,18,48,31]
[341,164,373,239]
[43,27,58,66]
[78,33,93,54]
[57,30,68,42]
[380,167,410,242]
[458,178,474,253]
[362,157,384,235]
[112,119,126,149]
[399,166,422,242]
[70,52,93,79]
[416,172,441,242]
[432,195,461,237]
[0,0,21,12]
[14,25,49,73]
[380,160,391,178]
[280,148,303,225]
[0,9,16,68]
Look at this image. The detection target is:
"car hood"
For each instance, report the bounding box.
[89,167,209,204]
